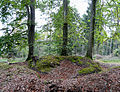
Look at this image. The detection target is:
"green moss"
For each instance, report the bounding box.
[31,56,63,73]
[0,63,12,70]
[86,62,91,66]
[28,55,101,74]
[41,67,51,72]
[66,56,83,64]
[101,59,120,63]
[85,56,93,60]
[41,56,60,66]
[78,67,96,75]
[71,59,76,63]
[54,56,65,61]
[92,62,102,71]
[64,56,74,61]
[78,56,83,59]
[31,56,84,73]
[78,60,102,75]
[78,60,83,65]
[28,59,32,68]
[110,66,120,69]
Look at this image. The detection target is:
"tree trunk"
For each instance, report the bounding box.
[61,0,68,56]
[96,43,100,54]
[26,0,35,61]
[86,0,97,59]
[110,39,113,54]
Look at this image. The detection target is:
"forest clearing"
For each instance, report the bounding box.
[0,0,120,91]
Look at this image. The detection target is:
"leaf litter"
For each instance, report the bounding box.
[0,60,120,92]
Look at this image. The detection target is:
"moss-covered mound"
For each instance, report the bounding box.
[28,56,62,72]
[66,56,102,75]
[28,56,102,75]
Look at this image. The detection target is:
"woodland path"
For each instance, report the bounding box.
[94,60,120,68]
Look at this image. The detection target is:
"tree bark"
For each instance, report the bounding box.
[26,0,35,61]
[86,0,97,59]
[96,43,100,54]
[110,39,113,54]
[61,0,68,56]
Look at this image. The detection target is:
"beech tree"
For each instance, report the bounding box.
[61,0,68,56]
[0,0,119,58]
[86,0,97,59]
[26,0,35,61]
[0,0,28,58]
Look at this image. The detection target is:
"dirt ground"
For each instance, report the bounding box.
[0,60,120,92]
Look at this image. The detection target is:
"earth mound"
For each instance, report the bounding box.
[1,56,119,91]
[29,56,101,77]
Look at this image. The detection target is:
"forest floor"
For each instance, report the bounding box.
[0,57,120,92]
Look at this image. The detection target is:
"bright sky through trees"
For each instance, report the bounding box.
[0,22,3,36]
[0,0,88,37]
[70,0,88,17]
